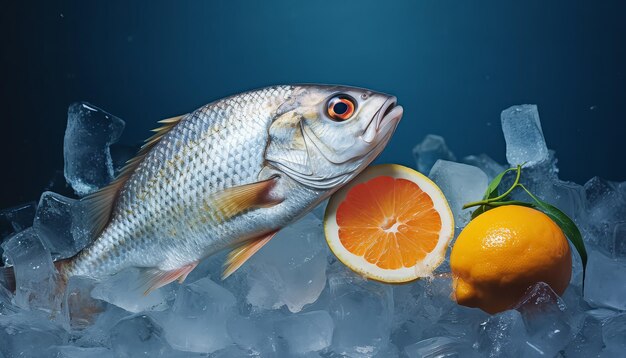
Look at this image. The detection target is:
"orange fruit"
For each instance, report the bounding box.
[450,205,572,314]
[324,164,454,282]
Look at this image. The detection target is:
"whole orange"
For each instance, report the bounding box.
[450,205,572,314]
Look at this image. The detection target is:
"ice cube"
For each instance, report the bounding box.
[600,346,624,357]
[391,278,477,350]
[442,308,490,343]
[400,277,487,347]
[602,313,626,353]
[0,201,36,233]
[561,274,587,311]
[476,310,527,357]
[429,160,488,228]
[1,227,60,312]
[33,191,90,259]
[62,275,105,331]
[403,336,479,358]
[0,311,68,358]
[562,313,604,358]
[612,222,626,258]
[209,346,258,358]
[391,284,420,331]
[63,102,125,196]
[73,304,128,348]
[391,284,436,349]
[515,282,575,357]
[584,250,626,310]
[243,213,328,313]
[412,134,457,174]
[312,199,329,221]
[161,278,236,353]
[0,282,17,315]
[586,308,619,321]
[274,310,334,355]
[550,180,587,224]
[90,267,168,313]
[110,314,172,358]
[500,104,549,166]
[462,154,506,181]
[584,177,626,251]
[585,177,622,207]
[327,267,394,357]
[499,150,561,210]
[374,343,400,358]
[227,313,280,355]
[414,278,458,325]
[48,346,112,358]
[569,248,585,287]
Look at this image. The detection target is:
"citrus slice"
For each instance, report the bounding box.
[324,164,454,283]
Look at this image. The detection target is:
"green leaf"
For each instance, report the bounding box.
[470,168,520,219]
[482,168,516,200]
[470,205,488,220]
[525,190,587,273]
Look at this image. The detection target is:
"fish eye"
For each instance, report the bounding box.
[327,95,356,121]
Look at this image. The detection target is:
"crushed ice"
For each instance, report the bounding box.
[0,103,624,357]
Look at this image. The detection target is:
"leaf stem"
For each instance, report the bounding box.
[517,184,537,201]
[462,165,522,209]
[485,200,534,208]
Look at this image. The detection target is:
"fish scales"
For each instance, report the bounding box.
[70,86,294,277]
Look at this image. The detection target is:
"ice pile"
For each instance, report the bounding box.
[1,103,625,357]
[239,213,329,313]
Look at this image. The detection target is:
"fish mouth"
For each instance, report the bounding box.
[363,97,403,143]
[377,97,403,130]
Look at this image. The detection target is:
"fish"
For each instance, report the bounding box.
[8,84,403,294]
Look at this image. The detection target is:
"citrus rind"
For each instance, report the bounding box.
[324,164,454,283]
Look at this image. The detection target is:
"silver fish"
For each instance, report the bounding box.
[60,84,403,292]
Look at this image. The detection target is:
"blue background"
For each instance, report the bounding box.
[2,0,625,207]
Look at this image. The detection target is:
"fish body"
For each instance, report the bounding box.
[64,84,403,291]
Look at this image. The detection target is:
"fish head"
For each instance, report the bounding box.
[266,85,403,189]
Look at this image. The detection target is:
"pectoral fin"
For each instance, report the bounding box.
[211,176,283,222]
[222,230,279,279]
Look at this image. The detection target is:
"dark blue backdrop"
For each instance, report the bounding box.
[2,0,625,207]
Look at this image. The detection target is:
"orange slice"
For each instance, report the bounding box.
[324,164,454,282]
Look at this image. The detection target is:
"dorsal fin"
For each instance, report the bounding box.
[80,114,187,238]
